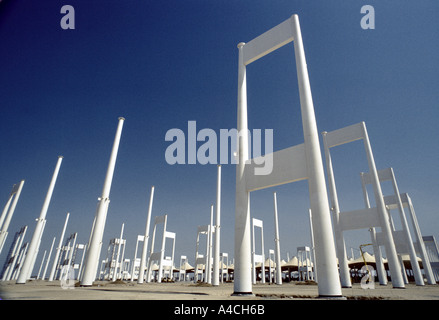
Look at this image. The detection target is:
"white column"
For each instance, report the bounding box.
[322,132,351,288]
[233,41,252,295]
[81,117,125,286]
[361,123,404,288]
[0,180,25,254]
[42,236,56,280]
[212,165,221,286]
[273,192,282,285]
[389,169,424,286]
[17,156,63,284]
[291,14,342,297]
[206,205,214,284]
[112,223,124,281]
[157,215,168,283]
[49,212,70,281]
[138,186,154,284]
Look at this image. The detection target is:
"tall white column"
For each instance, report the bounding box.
[81,117,125,286]
[42,236,56,280]
[361,123,404,288]
[322,132,351,288]
[273,192,282,285]
[112,223,124,281]
[212,165,221,286]
[206,205,214,284]
[291,14,342,297]
[138,186,155,284]
[233,42,252,295]
[17,156,63,284]
[48,212,70,281]
[0,180,25,254]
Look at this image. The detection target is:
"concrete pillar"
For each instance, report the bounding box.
[48,212,69,281]
[273,192,282,285]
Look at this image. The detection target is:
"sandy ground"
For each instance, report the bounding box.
[1,280,439,300]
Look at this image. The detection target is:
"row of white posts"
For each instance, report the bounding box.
[1,14,437,296]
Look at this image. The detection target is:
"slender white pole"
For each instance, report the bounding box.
[273,192,282,285]
[212,165,221,286]
[17,156,63,284]
[0,180,25,254]
[37,250,47,279]
[361,122,404,288]
[234,41,252,295]
[48,212,70,281]
[291,14,342,297]
[308,209,317,282]
[81,117,125,286]
[322,132,351,288]
[138,186,154,284]
[206,205,214,284]
[113,223,124,281]
[42,237,56,280]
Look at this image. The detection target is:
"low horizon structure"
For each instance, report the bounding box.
[17,155,63,284]
[0,180,25,256]
[81,117,125,286]
[322,122,405,288]
[234,14,342,297]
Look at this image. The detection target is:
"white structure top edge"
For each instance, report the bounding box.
[361,167,393,185]
[324,122,365,148]
[242,16,295,66]
[252,218,263,227]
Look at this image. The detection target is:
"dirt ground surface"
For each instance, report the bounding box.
[1,280,439,300]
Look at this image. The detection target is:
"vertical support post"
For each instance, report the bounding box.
[138,186,155,284]
[17,156,63,284]
[406,195,436,284]
[291,14,341,297]
[322,132,352,288]
[112,223,124,281]
[81,117,125,286]
[49,212,69,281]
[234,41,252,295]
[389,168,424,286]
[361,122,404,288]
[42,237,56,280]
[206,205,214,284]
[157,215,168,283]
[273,192,282,285]
[212,165,222,286]
[308,209,317,282]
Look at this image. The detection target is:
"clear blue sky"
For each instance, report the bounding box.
[0,0,438,275]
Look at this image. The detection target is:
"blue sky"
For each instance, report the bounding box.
[0,0,438,275]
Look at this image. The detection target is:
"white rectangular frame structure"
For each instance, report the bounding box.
[322,122,404,288]
[234,14,341,297]
[251,218,265,284]
[361,168,430,285]
[146,215,176,283]
[194,224,214,283]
